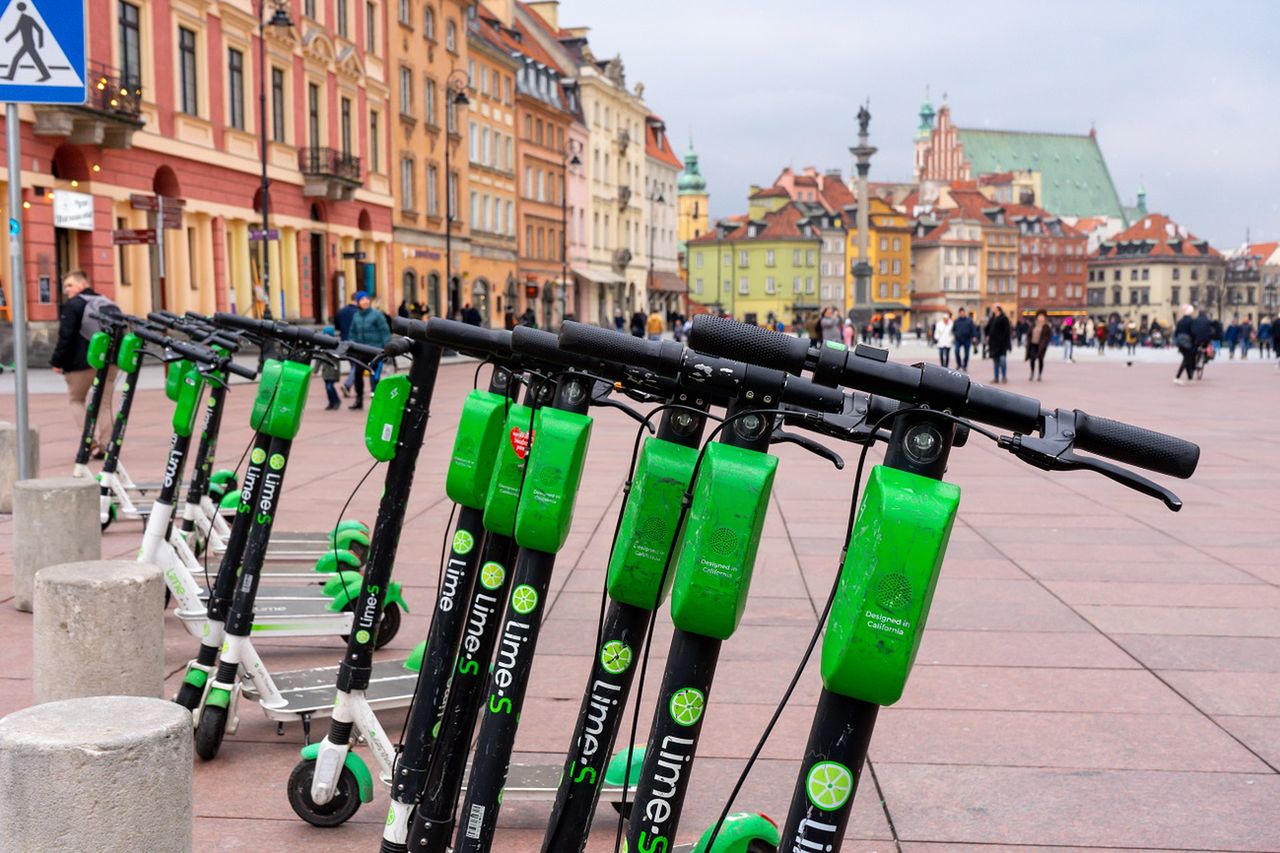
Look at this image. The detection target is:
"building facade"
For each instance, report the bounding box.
[1088,213,1224,328]
[2,0,395,351]
[846,196,911,323]
[999,203,1088,317]
[389,0,470,321]
[675,140,709,286]
[643,116,682,317]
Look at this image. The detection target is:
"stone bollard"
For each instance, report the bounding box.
[12,476,99,611]
[33,560,165,703]
[0,696,192,852]
[0,421,40,512]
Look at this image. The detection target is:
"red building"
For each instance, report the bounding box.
[2,0,395,355]
[1002,204,1088,317]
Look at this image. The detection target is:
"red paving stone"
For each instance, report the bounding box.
[2,354,1279,851]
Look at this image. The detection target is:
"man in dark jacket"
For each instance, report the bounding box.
[985,304,1012,384]
[461,303,482,326]
[335,293,360,397]
[630,310,646,338]
[952,308,975,371]
[50,271,117,456]
[346,291,391,409]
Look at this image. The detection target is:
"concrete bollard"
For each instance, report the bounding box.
[33,560,165,703]
[12,476,99,612]
[0,421,40,512]
[0,696,192,852]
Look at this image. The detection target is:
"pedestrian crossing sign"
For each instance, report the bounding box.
[0,0,85,104]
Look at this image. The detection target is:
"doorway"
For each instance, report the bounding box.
[54,228,77,311]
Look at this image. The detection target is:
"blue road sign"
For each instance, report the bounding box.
[0,0,85,104]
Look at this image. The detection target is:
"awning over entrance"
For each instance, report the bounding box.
[573,266,625,286]
[648,271,686,293]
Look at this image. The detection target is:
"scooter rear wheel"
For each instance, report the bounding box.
[194,705,228,761]
[287,758,362,827]
[341,602,402,650]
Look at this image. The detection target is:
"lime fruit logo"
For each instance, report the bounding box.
[386,807,395,827]
[479,562,506,590]
[600,641,633,675]
[269,453,286,470]
[355,629,371,644]
[251,448,267,465]
[669,687,705,727]
[452,530,475,555]
[511,584,538,615]
[805,761,854,811]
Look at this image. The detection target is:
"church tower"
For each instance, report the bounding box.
[913,90,936,182]
[677,139,710,286]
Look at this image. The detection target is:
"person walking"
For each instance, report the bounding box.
[952,307,974,371]
[347,291,391,409]
[820,306,842,346]
[1239,315,1254,359]
[49,270,118,458]
[1062,316,1076,362]
[629,309,646,338]
[461,302,482,326]
[314,329,342,411]
[613,308,625,332]
[1259,316,1272,358]
[646,310,665,341]
[1225,316,1240,358]
[986,304,1012,384]
[1026,310,1051,381]
[1173,304,1198,384]
[335,292,359,398]
[933,313,954,368]
[1125,320,1139,356]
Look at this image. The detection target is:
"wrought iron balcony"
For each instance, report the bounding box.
[617,127,630,154]
[298,147,363,200]
[33,62,144,148]
[612,248,632,271]
[617,185,632,209]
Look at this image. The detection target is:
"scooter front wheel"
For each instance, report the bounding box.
[101,502,117,532]
[341,602,402,650]
[174,680,203,712]
[287,758,362,827]
[194,704,228,760]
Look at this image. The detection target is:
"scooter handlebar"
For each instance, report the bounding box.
[1071,410,1199,480]
[511,326,609,374]
[407,317,513,360]
[688,314,811,374]
[557,321,677,373]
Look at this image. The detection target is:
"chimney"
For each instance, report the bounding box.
[1018,188,1035,206]
[525,1,559,29]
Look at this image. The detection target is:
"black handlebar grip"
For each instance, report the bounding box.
[512,326,605,373]
[147,311,180,328]
[688,315,810,375]
[1071,411,1199,479]
[225,360,258,380]
[782,374,845,413]
[337,339,383,361]
[391,316,423,338]
[213,312,264,333]
[384,336,414,357]
[423,317,513,359]
[558,321,662,371]
[132,326,168,347]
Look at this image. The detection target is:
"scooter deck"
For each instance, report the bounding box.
[187,582,331,604]
[253,659,416,720]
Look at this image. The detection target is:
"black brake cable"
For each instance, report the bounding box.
[612,404,801,853]
[698,407,1001,852]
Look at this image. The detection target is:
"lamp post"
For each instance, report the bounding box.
[561,138,583,325]
[257,0,293,320]
[646,187,665,317]
[443,69,470,320]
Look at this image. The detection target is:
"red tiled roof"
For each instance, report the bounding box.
[688,203,816,244]
[1096,213,1221,259]
[645,117,682,169]
[1072,216,1108,234]
[819,179,855,212]
[1246,241,1279,262]
[998,202,1085,238]
[793,175,819,187]
[750,186,791,199]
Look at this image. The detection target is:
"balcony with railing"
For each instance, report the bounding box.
[617,185,632,210]
[34,63,145,148]
[298,147,363,200]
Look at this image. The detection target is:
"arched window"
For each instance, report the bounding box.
[445,19,456,52]
[472,278,490,326]
[423,4,434,38]
[402,269,418,307]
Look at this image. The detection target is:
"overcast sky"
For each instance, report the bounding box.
[556,0,1279,248]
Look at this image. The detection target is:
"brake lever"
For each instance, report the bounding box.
[771,426,844,469]
[589,380,655,433]
[998,413,1182,511]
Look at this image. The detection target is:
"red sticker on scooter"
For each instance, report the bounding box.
[510,428,533,459]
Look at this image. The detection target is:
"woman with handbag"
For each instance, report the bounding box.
[1173,304,1198,385]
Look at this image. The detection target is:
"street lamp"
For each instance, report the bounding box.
[444,69,469,320]
[257,0,293,320]
[646,187,665,316]
[561,138,583,326]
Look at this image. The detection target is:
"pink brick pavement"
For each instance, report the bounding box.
[2,354,1278,852]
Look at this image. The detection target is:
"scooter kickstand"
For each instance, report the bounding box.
[301,713,312,745]
[276,722,285,737]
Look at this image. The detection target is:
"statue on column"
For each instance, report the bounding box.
[857,103,871,136]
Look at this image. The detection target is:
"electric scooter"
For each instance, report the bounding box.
[285,318,521,829]
[676,315,1200,853]
[186,316,398,760]
[71,308,126,479]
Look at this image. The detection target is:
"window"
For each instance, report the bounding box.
[765,276,776,294]
[892,237,901,251]
[793,249,801,265]
[398,0,409,24]
[369,110,380,172]
[271,68,286,141]
[738,250,748,266]
[1171,286,1181,306]
[399,67,413,115]
[308,82,321,147]
[426,164,438,215]
[468,122,477,162]
[879,237,888,251]
[446,19,457,51]
[891,259,901,275]
[1130,269,1138,281]
[178,27,198,115]
[447,171,458,218]
[694,278,703,294]
[227,48,245,130]
[765,250,775,266]
[337,0,348,38]
[305,0,315,18]
[504,76,512,105]
[401,158,415,210]
[119,2,141,87]
[446,92,458,133]
[695,252,704,268]
[793,276,801,293]
[1113,269,1121,281]
[423,5,434,38]
[340,97,352,155]
[738,277,748,295]
[806,249,815,265]
[1048,284,1056,299]
[1141,268,1150,281]
[366,1,377,51]
[878,260,887,275]
[1191,268,1199,281]
[424,78,437,125]
[805,277,814,294]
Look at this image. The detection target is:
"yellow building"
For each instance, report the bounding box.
[845,196,912,323]
[676,140,709,286]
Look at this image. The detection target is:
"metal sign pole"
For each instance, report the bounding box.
[156,194,166,307]
[6,103,31,479]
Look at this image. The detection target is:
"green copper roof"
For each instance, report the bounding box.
[678,142,707,195]
[955,129,1126,222]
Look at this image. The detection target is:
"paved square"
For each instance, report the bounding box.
[3,346,1278,851]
